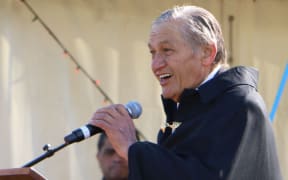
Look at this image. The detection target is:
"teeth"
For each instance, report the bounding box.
[159,74,172,79]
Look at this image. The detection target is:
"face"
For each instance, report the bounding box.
[148,21,211,102]
[97,138,128,180]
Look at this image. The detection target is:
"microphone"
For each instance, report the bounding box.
[64,101,142,144]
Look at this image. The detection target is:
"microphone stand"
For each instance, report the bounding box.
[22,142,70,168]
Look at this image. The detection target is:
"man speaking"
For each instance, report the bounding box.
[89,5,282,180]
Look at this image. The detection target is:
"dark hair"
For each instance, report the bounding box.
[97,130,141,151]
[97,133,107,151]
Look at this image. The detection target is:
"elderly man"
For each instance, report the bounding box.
[90,5,282,180]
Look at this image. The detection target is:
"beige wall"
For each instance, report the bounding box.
[0,0,287,179]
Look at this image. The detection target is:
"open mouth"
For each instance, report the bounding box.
[159,73,172,80]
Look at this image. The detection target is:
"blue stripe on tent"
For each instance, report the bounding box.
[270,63,288,122]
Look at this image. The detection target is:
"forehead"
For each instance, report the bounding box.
[101,138,113,150]
[148,21,185,48]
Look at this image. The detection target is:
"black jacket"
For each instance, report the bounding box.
[128,66,282,180]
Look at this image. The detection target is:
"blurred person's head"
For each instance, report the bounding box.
[97,133,129,180]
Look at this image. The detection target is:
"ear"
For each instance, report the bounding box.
[201,43,217,66]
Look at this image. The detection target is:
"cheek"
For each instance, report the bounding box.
[173,59,199,86]
[98,155,111,165]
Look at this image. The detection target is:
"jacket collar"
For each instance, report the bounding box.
[196,66,258,104]
[162,66,259,111]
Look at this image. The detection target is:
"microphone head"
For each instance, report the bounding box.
[125,101,142,119]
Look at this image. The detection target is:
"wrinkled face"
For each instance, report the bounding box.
[97,138,128,180]
[148,21,208,102]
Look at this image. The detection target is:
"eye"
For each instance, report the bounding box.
[163,48,173,55]
[104,149,115,156]
[149,49,156,59]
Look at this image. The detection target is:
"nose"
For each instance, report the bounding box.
[151,53,166,72]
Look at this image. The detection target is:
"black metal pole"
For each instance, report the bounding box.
[22,143,69,168]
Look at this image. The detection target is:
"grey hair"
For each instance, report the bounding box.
[152,6,227,64]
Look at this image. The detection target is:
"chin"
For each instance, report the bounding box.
[161,92,174,101]
[162,89,180,102]
[161,92,169,99]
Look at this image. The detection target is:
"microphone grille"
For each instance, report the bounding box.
[125,101,142,119]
